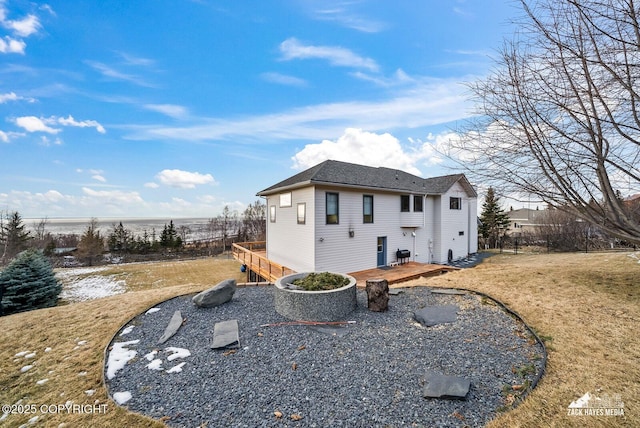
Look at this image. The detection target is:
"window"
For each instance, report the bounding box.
[269,205,276,222]
[297,203,306,224]
[450,197,462,210]
[413,195,423,212]
[279,192,292,207]
[326,192,339,224]
[363,195,373,223]
[401,195,410,212]
[459,231,464,236]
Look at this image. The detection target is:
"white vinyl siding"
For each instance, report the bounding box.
[265,187,315,272]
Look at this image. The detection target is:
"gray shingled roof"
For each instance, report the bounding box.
[257,160,476,197]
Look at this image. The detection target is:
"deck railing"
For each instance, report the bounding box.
[232,241,295,283]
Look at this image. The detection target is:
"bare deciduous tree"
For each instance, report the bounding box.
[451,0,640,244]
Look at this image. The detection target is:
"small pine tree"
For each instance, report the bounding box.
[0,211,32,264]
[479,187,511,249]
[0,249,62,316]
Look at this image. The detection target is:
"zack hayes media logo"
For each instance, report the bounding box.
[567,392,625,416]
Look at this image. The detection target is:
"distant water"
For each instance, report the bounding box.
[24,217,215,242]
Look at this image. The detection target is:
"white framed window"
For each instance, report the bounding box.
[279,192,292,207]
[450,197,462,210]
[297,203,306,224]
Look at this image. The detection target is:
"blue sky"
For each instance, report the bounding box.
[1,0,518,219]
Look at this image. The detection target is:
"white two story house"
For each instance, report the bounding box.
[257,160,478,274]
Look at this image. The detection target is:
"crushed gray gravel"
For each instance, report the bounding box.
[105,286,545,427]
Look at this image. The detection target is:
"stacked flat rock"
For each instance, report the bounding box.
[192,279,236,308]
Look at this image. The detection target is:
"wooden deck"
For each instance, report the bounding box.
[232,242,295,283]
[233,241,458,286]
[349,262,458,287]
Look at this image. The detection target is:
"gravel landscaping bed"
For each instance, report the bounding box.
[105,286,545,427]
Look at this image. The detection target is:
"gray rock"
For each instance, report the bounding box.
[211,319,239,349]
[422,371,471,399]
[192,279,236,308]
[414,304,459,327]
[158,310,183,344]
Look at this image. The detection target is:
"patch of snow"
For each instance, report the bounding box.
[0,413,7,422]
[143,350,158,361]
[36,379,49,385]
[55,266,109,279]
[146,359,163,371]
[166,362,186,373]
[25,415,39,425]
[24,352,36,359]
[145,307,161,315]
[21,365,33,373]
[165,347,191,361]
[113,391,132,405]
[60,275,126,302]
[85,390,95,396]
[569,392,591,408]
[106,340,139,380]
[77,371,87,376]
[44,347,52,353]
[628,252,640,263]
[15,351,30,357]
[120,326,135,336]
[77,340,87,346]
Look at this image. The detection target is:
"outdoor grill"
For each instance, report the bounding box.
[396,249,411,264]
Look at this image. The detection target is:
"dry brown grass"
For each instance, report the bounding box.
[0,257,245,428]
[418,251,639,427]
[0,252,638,427]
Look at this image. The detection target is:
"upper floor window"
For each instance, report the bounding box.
[269,205,276,222]
[326,192,339,224]
[363,195,374,223]
[297,203,306,224]
[450,197,462,210]
[279,192,292,207]
[413,195,423,212]
[400,195,410,212]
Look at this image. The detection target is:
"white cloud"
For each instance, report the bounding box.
[260,72,308,87]
[39,135,63,146]
[0,129,8,142]
[0,91,18,102]
[312,7,386,33]
[82,187,144,204]
[143,104,188,119]
[292,128,422,175]
[144,182,159,189]
[155,169,216,189]
[5,13,41,37]
[92,175,106,183]
[125,77,471,143]
[279,37,379,71]
[85,60,155,87]
[15,116,60,134]
[0,36,25,54]
[57,115,106,133]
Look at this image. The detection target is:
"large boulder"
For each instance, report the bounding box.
[192,279,236,308]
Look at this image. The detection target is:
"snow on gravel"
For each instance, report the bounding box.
[56,266,126,302]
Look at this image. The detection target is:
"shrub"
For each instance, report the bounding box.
[292,272,350,291]
[0,250,62,316]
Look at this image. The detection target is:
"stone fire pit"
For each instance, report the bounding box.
[274,272,357,322]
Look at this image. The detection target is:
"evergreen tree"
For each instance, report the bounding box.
[107,222,132,253]
[479,187,511,249]
[0,211,32,264]
[160,220,182,250]
[76,218,104,266]
[0,249,62,316]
